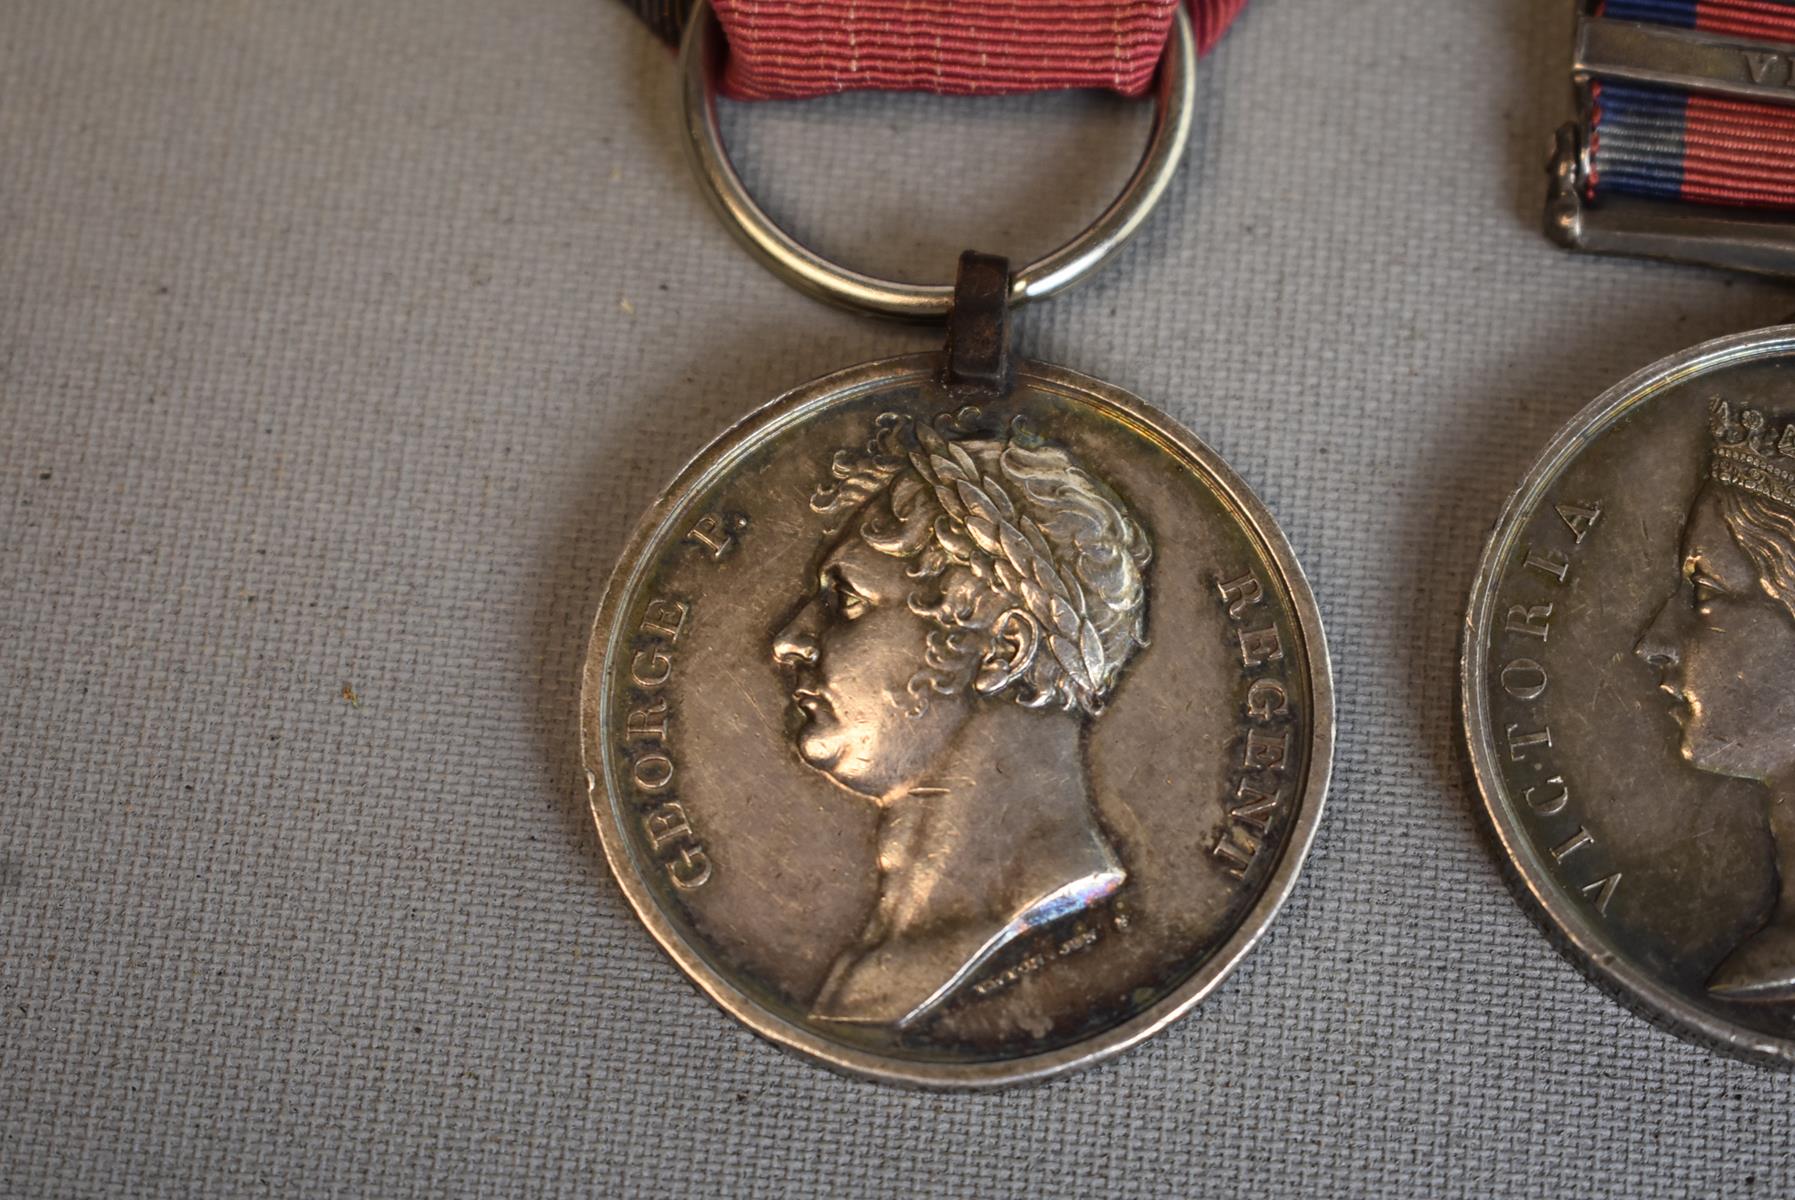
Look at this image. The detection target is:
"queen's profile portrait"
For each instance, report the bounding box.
[771,408,1153,1029]
[1637,398,1795,1003]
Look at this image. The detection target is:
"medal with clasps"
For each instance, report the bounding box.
[1464,0,1795,1064]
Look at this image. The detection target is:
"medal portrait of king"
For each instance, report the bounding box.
[1638,398,1795,1002]
[771,407,1153,1029]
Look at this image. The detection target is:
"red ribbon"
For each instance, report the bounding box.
[711,0,1248,100]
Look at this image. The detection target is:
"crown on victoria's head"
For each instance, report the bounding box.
[1709,397,1795,511]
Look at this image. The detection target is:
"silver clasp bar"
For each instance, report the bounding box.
[1546,4,1795,278]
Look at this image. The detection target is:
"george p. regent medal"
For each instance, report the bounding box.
[588,0,1333,1087]
[1464,0,1795,1062]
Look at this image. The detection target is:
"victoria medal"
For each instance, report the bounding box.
[1464,0,1795,1062]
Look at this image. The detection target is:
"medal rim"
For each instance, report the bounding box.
[582,351,1335,1088]
[1461,323,1795,1067]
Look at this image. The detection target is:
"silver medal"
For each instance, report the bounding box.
[1465,0,1795,1063]
[583,4,1333,1086]
[1464,327,1795,1062]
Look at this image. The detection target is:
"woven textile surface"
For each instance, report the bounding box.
[4,0,1793,1195]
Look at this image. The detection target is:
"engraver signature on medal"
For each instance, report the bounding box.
[586,1,1334,1087]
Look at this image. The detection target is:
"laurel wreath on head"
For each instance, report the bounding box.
[905,417,1114,711]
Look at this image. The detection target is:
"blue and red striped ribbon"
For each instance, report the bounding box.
[1589,0,1795,208]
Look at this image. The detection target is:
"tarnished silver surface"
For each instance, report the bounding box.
[582,353,1332,1087]
[1464,325,1795,1063]
[1574,15,1795,108]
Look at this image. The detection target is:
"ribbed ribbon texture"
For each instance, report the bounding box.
[1590,0,1795,208]
[620,1,1247,97]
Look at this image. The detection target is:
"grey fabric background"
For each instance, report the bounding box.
[4,0,1793,1195]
